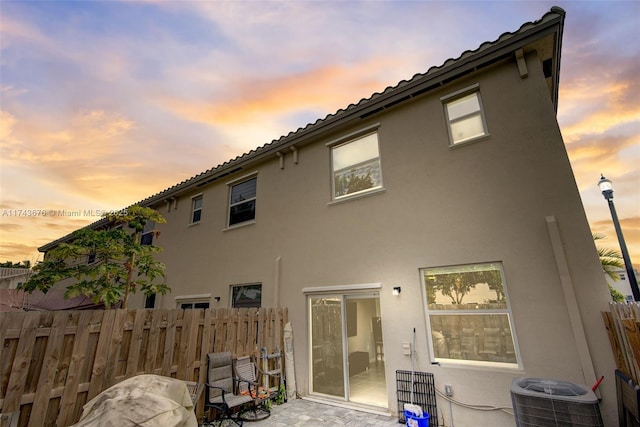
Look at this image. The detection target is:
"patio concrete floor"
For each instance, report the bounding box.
[252,398,401,426]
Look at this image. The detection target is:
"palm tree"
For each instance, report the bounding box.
[594,234,625,302]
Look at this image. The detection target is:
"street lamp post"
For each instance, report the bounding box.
[598,174,640,301]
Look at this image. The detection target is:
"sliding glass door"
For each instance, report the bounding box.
[310,296,345,397]
[309,293,386,407]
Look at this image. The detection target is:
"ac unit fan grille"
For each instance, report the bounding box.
[512,394,604,427]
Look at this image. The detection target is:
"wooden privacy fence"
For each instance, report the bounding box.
[0,307,288,427]
[602,302,640,383]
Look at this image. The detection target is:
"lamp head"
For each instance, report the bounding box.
[598,174,613,200]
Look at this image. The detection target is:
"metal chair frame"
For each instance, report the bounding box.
[202,352,254,426]
[233,356,271,422]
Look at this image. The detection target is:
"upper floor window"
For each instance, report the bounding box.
[421,262,519,368]
[191,195,203,224]
[140,233,153,245]
[140,221,156,245]
[229,177,257,226]
[331,132,383,199]
[443,87,488,145]
[231,283,262,308]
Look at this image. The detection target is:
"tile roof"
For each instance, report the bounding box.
[40,6,565,251]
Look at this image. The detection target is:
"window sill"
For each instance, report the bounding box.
[223,220,256,232]
[449,133,491,149]
[432,359,522,373]
[328,187,386,206]
[188,221,201,227]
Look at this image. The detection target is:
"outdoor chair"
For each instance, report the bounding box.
[202,351,253,426]
[233,356,271,421]
[185,380,204,422]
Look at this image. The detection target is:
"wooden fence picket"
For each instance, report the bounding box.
[3,312,40,414]
[28,311,69,427]
[125,309,147,377]
[87,309,114,401]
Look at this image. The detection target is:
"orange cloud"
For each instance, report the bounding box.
[0,241,41,262]
[0,223,23,232]
[159,58,396,127]
[1,109,154,204]
[560,70,640,142]
[0,110,18,141]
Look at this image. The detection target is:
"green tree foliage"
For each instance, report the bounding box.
[594,234,624,281]
[480,269,504,302]
[427,268,504,305]
[0,260,31,268]
[609,285,625,303]
[432,272,474,304]
[20,206,169,309]
[594,233,626,302]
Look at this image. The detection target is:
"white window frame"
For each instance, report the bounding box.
[327,125,384,202]
[442,84,489,146]
[190,194,203,225]
[175,294,211,309]
[421,261,521,369]
[227,173,258,227]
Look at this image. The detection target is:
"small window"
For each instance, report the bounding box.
[422,262,519,367]
[175,295,210,309]
[191,195,203,224]
[87,251,96,264]
[140,221,156,245]
[331,132,383,199]
[231,284,262,308]
[229,177,257,226]
[180,301,209,310]
[144,293,156,308]
[140,233,153,245]
[443,89,488,145]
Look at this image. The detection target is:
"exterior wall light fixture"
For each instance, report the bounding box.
[393,286,401,296]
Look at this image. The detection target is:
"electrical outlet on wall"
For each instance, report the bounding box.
[445,384,453,397]
[402,342,411,355]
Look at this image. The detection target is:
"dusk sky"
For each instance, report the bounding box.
[1,1,638,269]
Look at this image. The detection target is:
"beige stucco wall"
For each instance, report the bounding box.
[137,51,615,426]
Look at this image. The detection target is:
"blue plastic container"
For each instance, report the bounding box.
[404,409,429,427]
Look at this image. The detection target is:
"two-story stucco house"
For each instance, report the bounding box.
[40,7,616,426]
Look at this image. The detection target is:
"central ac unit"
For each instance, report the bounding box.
[511,377,603,427]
